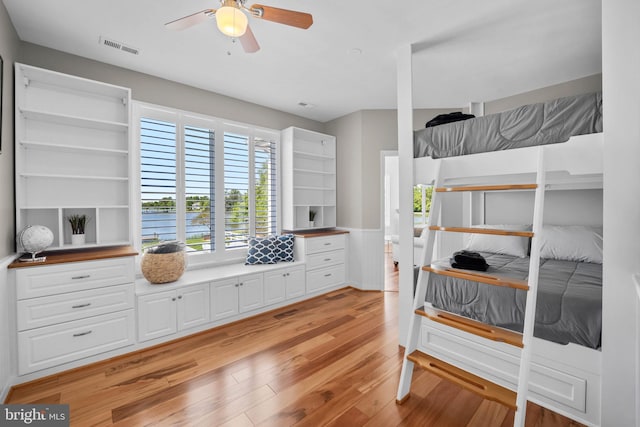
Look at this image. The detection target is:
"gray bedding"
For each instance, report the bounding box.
[414,92,603,159]
[425,252,602,349]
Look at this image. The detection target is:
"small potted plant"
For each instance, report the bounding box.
[67,214,89,245]
[309,210,317,227]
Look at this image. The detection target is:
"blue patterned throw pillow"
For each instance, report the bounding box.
[245,236,278,265]
[275,234,295,262]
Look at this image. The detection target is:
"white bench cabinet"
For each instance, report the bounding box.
[137,283,210,342]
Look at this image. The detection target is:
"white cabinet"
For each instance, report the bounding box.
[239,273,264,313]
[137,290,177,341]
[14,63,131,250]
[12,249,136,375]
[264,270,286,306]
[282,127,336,231]
[295,232,347,293]
[210,274,264,320]
[209,274,265,319]
[211,277,240,321]
[137,283,210,342]
[264,265,306,304]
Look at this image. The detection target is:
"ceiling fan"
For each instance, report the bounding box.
[165,0,313,53]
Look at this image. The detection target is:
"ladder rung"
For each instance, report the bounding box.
[416,306,523,348]
[423,266,530,291]
[407,350,517,410]
[428,226,533,238]
[436,184,537,192]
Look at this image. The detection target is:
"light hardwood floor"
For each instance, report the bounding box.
[6,275,583,426]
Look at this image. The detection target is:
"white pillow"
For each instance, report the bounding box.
[464,224,531,258]
[538,225,603,264]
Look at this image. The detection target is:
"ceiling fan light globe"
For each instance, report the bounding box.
[216,6,248,37]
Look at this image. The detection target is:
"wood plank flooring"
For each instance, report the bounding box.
[6,285,584,426]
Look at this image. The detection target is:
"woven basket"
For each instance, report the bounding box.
[141,251,186,284]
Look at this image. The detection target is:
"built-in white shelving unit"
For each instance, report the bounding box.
[14,63,132,251]
[281,127,337,231]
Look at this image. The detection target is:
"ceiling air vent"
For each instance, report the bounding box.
[99,36,140,55]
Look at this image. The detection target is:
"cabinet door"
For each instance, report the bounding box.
[177,284,210,331]
[285,266,306,299]
[239,273,264,313]
[264,270,286,306]
[211,277,239,321]
[137,290,177,342]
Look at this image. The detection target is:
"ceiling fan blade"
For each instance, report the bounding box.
[165,9,216,31]
[239,24,260,53]
[250,4,313,29]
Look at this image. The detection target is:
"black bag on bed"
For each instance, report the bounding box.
[425,112,475,128]
[450,250,489,271]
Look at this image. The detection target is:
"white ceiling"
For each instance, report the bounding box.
[3,0,602,123]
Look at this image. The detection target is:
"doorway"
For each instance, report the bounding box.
[381,152,399,292]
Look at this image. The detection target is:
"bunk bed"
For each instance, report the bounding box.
[410,93,604,426]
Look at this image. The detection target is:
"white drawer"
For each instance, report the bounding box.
[305,235,345,255]
[420,321,587,413]
[18,309,135,375]
[306,249,345,271]
[307,264,345,293]
[17,283,135,331]
[16,257,135,300]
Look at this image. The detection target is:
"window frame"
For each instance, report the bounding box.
[133,101,281,266]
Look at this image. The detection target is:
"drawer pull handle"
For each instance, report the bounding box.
[178,295,183,299]
[72,303,91,309]
[73,330,92,337]
[324,243,331,246]
[324,273,332,277]
[71,275,90,280]
[324,258,331,261]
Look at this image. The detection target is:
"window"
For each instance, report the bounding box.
[413,184,433,225]
[136,103,279,261]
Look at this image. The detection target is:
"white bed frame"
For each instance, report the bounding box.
[410,133,603,426]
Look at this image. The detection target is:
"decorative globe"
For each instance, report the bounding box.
[18,225,54,260]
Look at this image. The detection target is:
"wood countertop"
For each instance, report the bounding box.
[8,245,137,269]
[287,229,349,238]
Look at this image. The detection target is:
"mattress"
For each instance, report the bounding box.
[414,92,603,159]
[425,252,602,349]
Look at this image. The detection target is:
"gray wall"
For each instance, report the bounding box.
[485,74,602,114]
[328,75,602,231]
[0,2,19,258]
[325,111,362,228]
[18,43,324,134]
[327,108,460,230]
[485,189,603,226]
[0,0,20,401]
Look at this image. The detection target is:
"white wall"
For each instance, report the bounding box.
[602,1,640,425]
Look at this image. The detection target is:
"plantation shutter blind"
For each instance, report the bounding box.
[184,124,215,252]
[224,130,250,248]
[140,118,177,247]
[254,135,277,237]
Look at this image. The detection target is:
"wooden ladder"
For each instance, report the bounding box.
[396,148,546,427]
